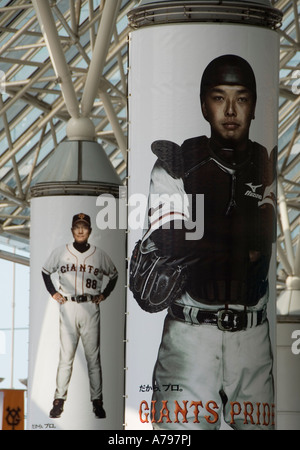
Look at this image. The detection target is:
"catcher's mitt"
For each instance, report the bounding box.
[129,238,187,313]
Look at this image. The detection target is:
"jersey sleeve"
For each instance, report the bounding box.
[101,251,118,281]
[145,161,189,238]
[258,179,277,211]
[42,246,62,275]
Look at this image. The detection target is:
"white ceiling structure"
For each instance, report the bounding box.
[0,0,299,299]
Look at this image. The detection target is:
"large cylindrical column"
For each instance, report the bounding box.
[126,0,282,430]
[27,128,126,430]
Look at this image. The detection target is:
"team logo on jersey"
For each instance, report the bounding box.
[244,182,263,200]
[72,212,91,227]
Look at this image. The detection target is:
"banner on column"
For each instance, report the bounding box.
[126,23,279,430]
[0,390,24,430]
[28,195,125,430]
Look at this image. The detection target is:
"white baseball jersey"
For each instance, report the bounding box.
[146,161,189,239]
[42,243,118,297]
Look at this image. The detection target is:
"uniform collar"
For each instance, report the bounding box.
[208,138,252,170]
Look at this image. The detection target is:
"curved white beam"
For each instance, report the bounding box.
[81,0,122,117]
[32,0,80,119]
[99,88,127,159]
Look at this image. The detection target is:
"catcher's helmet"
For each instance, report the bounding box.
[200,54,257,102]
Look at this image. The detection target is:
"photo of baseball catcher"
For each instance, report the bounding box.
[42,213,118,420]
[130,54,277,429]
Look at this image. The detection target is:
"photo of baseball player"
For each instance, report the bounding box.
[41,213,118,420]
[139,54,277,430]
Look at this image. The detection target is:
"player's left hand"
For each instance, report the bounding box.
[93,294,105,304]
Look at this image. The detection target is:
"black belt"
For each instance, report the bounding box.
[65,295,95,303]
[170,303,266,332]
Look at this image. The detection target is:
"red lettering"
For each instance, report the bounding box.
[157,400,172,423]
[230,401,242,425]
[262,402,270,426]
[243,401,255,425]
[271,403,275,426]
[139,400,149,423]
[139,399,275,428]
[151,400,157,423]
[174,400,188,423]
[256,402,261,425]
[204,400,219,424]
[190,400,203,423]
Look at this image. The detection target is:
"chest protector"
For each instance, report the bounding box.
[152,136,276,306]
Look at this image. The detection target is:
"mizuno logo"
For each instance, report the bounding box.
[245,182,262,193]
[244,183,263,200]
[245,191,262,200]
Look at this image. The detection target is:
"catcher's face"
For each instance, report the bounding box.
[72,221,91,243]
[201,84,256,150]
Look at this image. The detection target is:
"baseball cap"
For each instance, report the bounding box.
[72,213,91,227]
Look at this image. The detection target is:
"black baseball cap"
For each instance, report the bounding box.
[72,213,91,227]
[200,54,257,102]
